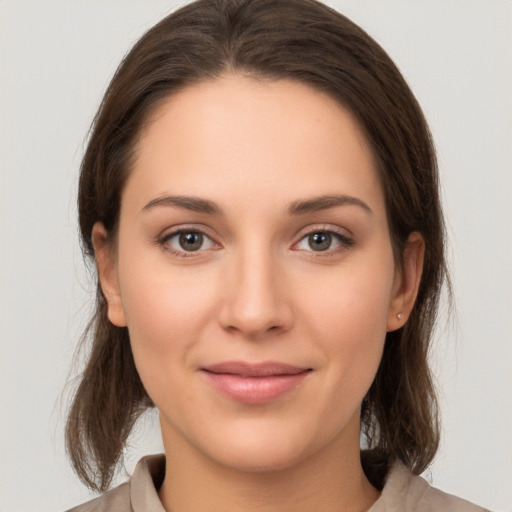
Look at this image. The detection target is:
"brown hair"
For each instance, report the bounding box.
[67,0,448,492]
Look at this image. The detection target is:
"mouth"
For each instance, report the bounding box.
[200,361,312,404]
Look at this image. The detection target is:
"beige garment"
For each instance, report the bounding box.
[67,454,489,512]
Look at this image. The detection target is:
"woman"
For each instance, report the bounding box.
[65,0,489,510]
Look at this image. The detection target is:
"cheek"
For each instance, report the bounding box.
[303,257,394,332]
[300,255,395,391]
[116,248,219,389]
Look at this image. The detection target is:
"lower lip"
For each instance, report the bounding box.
[202,371,310,404]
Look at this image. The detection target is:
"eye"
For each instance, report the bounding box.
[295,230,353,253]
[161,230,217,255]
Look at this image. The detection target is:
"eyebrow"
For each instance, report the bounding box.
[142,195,224,215]
[286,194,373,216]
[142,194,372,216]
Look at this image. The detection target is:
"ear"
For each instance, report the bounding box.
[91,222,127,327]
[387,232,425,332]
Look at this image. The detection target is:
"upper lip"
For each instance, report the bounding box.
[201,361,311,378]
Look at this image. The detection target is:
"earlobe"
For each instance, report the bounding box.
[387,232,425,332]
[91,222,127,327]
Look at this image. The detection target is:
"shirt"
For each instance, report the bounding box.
[67,454,490,511]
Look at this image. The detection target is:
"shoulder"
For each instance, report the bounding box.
[65,454,166,512]
[419,483,490,512]
[65,482,130,512]
[372,464,490,512]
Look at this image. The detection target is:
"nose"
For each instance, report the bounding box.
[218,245,294,339]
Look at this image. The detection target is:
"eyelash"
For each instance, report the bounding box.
[157,226,354,258]
[158,227,219,259]
[292,228,354,256]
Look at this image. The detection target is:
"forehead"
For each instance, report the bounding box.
[126,73,384,216]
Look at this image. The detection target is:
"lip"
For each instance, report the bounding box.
[200,361,312,404]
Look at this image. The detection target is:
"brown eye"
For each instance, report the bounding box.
[294,229,354,255]
[179,232,204,251]
[307,232,332,251]
[162,230,216,255]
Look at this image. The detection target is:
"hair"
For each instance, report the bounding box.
[67,0,449,492]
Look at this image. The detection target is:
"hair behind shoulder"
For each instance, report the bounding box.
[68,0,449,491]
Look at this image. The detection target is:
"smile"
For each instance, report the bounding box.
[201,361,312,404]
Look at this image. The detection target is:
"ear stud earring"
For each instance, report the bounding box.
[397,313,404,319]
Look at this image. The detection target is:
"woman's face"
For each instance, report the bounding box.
[95,74,420,472]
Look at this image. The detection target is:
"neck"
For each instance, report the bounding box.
[158,421,379,512]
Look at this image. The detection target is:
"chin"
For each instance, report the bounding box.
[209,439,309,474]
[191,416,342,474]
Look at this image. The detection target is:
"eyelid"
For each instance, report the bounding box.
[157,224,221,258]
[293,223,352,241]
[291,225,354,254]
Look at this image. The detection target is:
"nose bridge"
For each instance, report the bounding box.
[219,237,292,337]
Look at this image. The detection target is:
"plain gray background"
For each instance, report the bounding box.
[1,1,511,510]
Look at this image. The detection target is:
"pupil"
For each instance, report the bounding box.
[179,232,203,251]
[309,232,331,251]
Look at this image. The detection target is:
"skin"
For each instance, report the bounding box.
[93,74,424,512]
